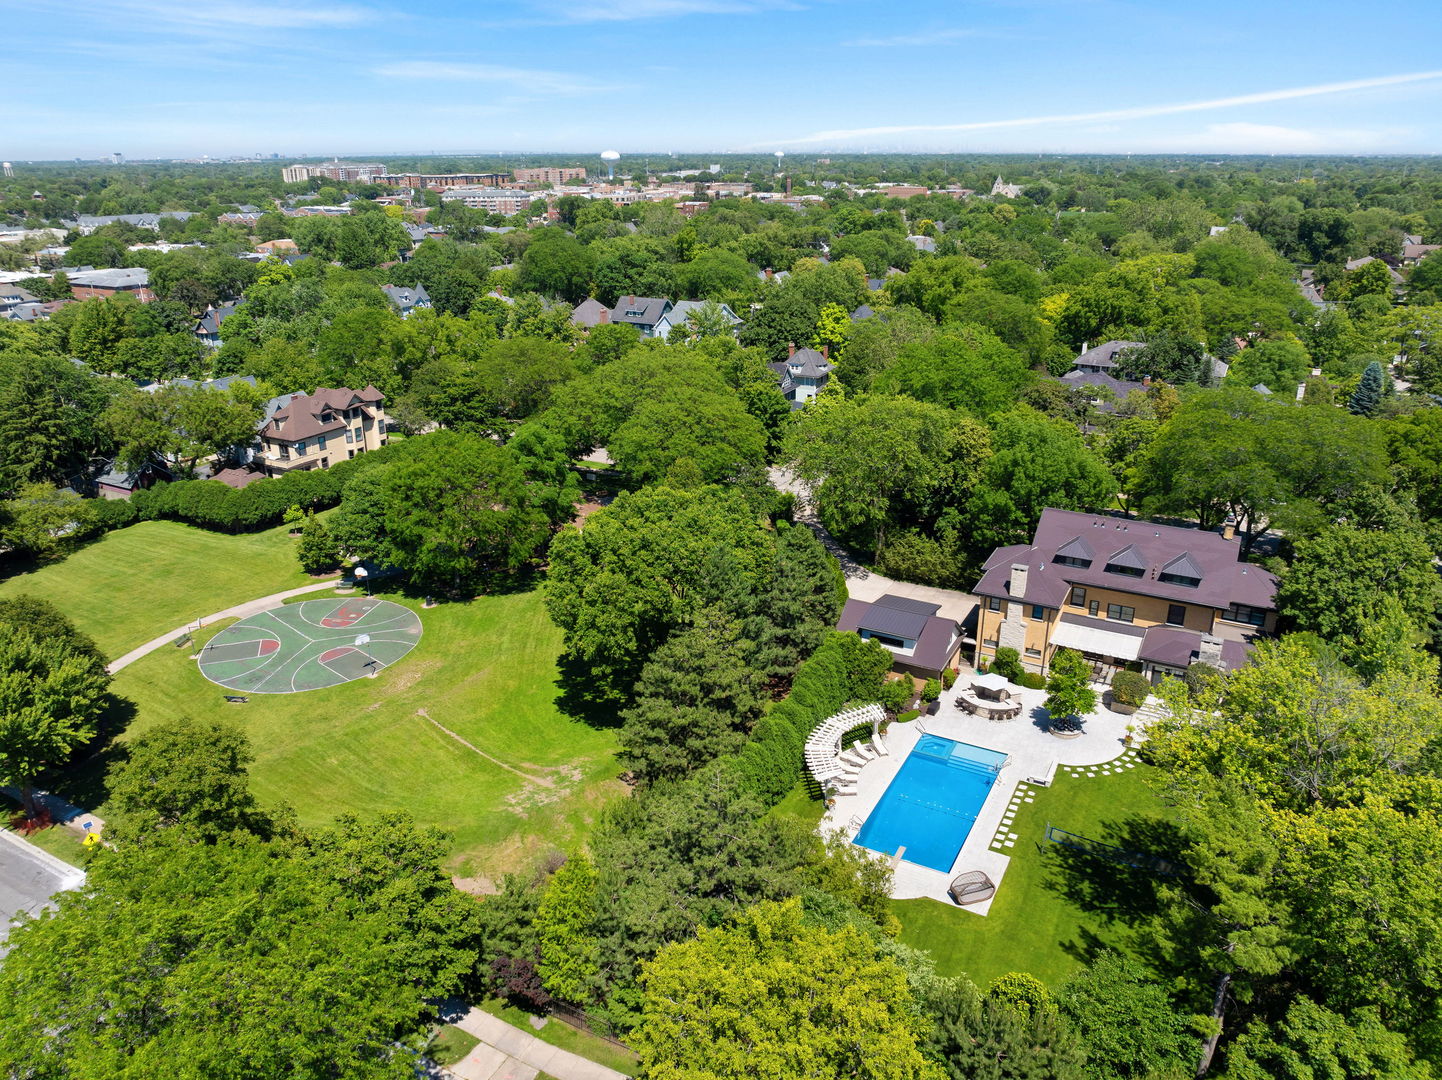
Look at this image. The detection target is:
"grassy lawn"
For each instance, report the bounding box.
[476,999,638,1075]
[1,805,91,870]
[893,760,1179,990]
[0,520,316,660]
[428,1025,479,1067]
[768,780,825,826]
[89,588,624,880]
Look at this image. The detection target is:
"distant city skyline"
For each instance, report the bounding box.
[7,0,1442,159]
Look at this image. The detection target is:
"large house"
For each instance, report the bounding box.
[837,593,963,679]
[769,344,832,407]
[380,283,431,317]
[973,509,1277,684]
[256,386,387,476]
[68,267,154,302]
[652,300,741,340]
[609,295,672,337]
[193,300,244,349]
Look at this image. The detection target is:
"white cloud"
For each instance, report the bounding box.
[844,27,1005,47]
[769,69,1442,146]
[375,61,614,96]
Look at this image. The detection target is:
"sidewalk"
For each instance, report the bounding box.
[446,1008,630,1080]
[106,579,341,674]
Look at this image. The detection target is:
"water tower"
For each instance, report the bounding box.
[774,150,785,174]
[1,163,11,178]
[600,149,620,181]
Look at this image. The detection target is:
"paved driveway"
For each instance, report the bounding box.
[0,829,84,947]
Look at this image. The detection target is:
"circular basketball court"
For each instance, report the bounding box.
[196,598,423,694]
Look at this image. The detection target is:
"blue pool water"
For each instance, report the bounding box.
[854,735,1008,872]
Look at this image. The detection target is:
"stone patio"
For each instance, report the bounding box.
[819,682,1151,914]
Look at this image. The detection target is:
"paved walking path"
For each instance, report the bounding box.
[446,1008,630,1080]
[106,578,342,674]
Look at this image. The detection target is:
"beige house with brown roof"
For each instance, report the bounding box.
[256,386,387,476]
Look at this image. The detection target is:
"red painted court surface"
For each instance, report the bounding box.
[196,598,422,694]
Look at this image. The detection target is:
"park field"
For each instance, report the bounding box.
[0,520,314,659]
[103,588,624,880]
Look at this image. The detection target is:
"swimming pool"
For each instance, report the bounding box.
[853,735,1008,872]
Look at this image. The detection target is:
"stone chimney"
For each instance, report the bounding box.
[788,342,796,358]
[1142,375,1152,388]
[820,345,829,360]
[1198,634,1224,666]
[1009,562,1029,599]
[598,307,609,324]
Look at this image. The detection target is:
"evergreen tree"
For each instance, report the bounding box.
[296,512,342,574]
[1348,360,1386,416]
[619,608,766,785]
[745,522,848,687]
[535,853,602,1005]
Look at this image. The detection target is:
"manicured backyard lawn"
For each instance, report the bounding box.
[96,588,624,880]
[892,761,1178,989]
[0,520,315,659]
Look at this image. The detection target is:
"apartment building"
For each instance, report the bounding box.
[281,161,387,184]
[513,167,587,185]
[374,172,507,190]
[973,509,1277,684]
[439,188,537,214]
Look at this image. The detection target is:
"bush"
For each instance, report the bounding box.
[920,678,941,703]
[991,647,1024,683]
[1110,669,1151,708]
[988,972,1053,1018]
[874,530,961,588]
[877,676,913,714]
[940,667,957,689]
[897,709,920,723]
[1017,672,1046,690]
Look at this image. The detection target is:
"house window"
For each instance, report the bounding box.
[1104,562,1145,577]
[353,426,363,441]
[278,446,290,460]
[1088,600,1100,617]
[1025,647,1042,657]
[982,637,998,647]
[866,632,906,649]
[987,597,1002,613]
[1029,605,1044,620]
[1159,572,1201,588]
[1106,603,1136,623]
[1166,604,1187,626]
[345,429,354,443]
[317,435,327,451]
[1224,602,1268,627]
[1069,587,1086,607]
[1055,555,1092,569]
[295,440,306,455]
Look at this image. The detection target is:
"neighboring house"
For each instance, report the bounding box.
[256,386,387,476]
[1058,369,1151,408]
[907,234,936,253]
[211,467,263,490]
[380,283,431,317]
[255,238,298,255]
[653,300,741,340]
[851,304,875,320]
[66,212,194,235]
[0,286,38,318]
[2,299,69,322]
[1343,255,1405,288]
[837,593,962,679]
[768,344,833,407]
[609,295,672,337]
[1402,243,1441,267]
[67,267,155,302]
[192,300,244,349]
[1073,340,1144,375]
[991,176,1024,199]
[973,509,1277,684]
[95,458,171,500]
[570,297,611,328]
[139,373,256,395]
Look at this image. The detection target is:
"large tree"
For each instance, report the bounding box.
[516,228,594,303]
[545,485,775,700]
[0,350,117,494]
[103,381,264,476]
[0,623,110,815]
[632,898,934,1080]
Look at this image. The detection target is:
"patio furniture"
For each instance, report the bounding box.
[948,870,996,906]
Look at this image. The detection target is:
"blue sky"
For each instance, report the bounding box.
[8,0,1442,159]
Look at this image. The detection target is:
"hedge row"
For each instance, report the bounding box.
[724,631,890,808]
[90,444,408,535]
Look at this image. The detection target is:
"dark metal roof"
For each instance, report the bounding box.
[1160,553,1205,581]
[1139,625,1251,671]
[1054,535,1093,562]
[1104,544,1148,572]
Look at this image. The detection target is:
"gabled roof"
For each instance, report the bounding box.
[67,267,149,288]
[610,295,670,326]
[1074,340,1144,370]
[1054,536,1093,562]
[851,304,875,320]
[662,299,740,326]
[571,297,609,326]
[263,386,384,443]
[786,348,831,379]
[381,283,430,310]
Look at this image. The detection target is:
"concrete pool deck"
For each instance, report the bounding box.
[821,684,1154,914]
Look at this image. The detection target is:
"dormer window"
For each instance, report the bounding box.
[1053,536,1093,570]
[1159,552,1204,588]
[1104,544,1147,577]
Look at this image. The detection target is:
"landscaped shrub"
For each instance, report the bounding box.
[1110,669,1151,708]
[988,972,1054,1018]
[878,677,913,714]
[1017,672,1046,690]
[940,667,957,690]
[920,678,941,703]
[990,647,1024,683]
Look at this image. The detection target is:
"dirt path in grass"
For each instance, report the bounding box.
[417,709,556,788]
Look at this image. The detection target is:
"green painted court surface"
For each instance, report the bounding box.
[197,598,423,694]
